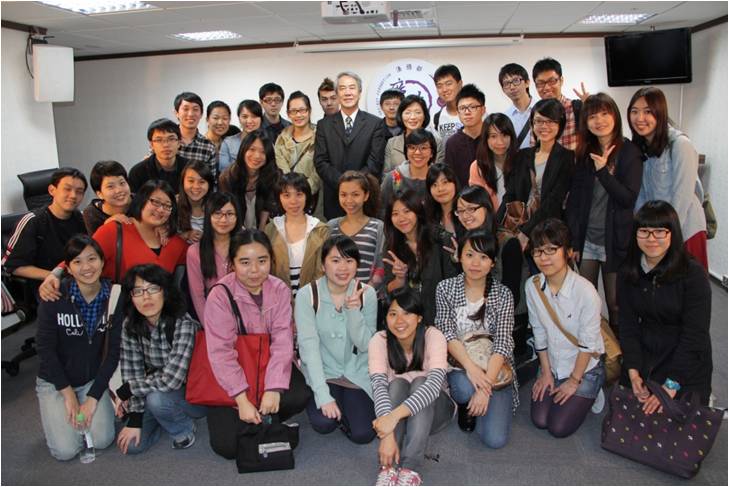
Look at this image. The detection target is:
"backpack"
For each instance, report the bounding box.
[433,108,443,131]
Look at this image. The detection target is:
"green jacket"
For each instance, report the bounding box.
[294,277,377,407]
[275,124,320,195]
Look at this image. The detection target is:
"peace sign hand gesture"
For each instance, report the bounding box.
[345,280,366,310]
[573,81,590,102]
[382,251,408,280]
[589,144,616,172]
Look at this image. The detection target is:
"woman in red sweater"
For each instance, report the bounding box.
[39,180,187,300]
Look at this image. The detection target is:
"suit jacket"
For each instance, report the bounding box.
[565,139,643,272]
[498,143,574,236]
[314,110,385,219]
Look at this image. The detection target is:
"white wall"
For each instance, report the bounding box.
[681,23,728,280]
[1,27,60,213]
[51,31,727,276]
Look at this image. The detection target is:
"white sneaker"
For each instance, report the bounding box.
[591,388,605,414]
[375,466,399,486]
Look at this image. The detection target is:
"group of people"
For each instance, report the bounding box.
[2,55,713,486]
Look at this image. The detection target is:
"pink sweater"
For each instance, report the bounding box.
[368,327,448,383]
[186,242,231,324]
[203,272,294,398]
[468,160,500,210]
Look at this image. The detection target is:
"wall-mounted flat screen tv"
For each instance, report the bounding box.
[605,28,692,86]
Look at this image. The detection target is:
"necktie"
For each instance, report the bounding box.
[345,116,353,136]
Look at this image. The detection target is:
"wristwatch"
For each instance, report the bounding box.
[663,378,681,392]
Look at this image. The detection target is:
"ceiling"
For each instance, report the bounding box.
[1,1,727,57]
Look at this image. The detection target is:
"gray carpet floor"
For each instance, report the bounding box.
[2,283,726,486]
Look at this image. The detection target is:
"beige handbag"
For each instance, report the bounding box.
[449,331,514,390]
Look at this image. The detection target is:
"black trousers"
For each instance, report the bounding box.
[207,366,311,460]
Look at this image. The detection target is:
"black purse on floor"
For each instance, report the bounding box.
[236,415,300,474]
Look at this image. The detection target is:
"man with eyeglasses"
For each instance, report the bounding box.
[259,82,291,142]
[444,83,487,187]
[173,92,217,181]
[532,58,589,151]
[314,71,385,219]
[433,64,464,142]
[129,119,189,194]
[499,63,537,149]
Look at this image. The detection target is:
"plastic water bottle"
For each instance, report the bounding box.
[76,412,96,464]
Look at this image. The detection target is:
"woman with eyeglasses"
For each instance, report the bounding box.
[618,201,712,410]
[383,95,445,173]
[186,192,241,323]
[35,235,123,461]
[115,264,205,454]
[383,189,458,327]
[628,87,708,270]
[380,129,437,218]
[219,100,264,173]
[565,93,643,335]
[219,130,281,231]
[274,91,322,218]
[39,180,188,301]
[469,113,519,210]
[525,218,605,438]
[498,98,574,256]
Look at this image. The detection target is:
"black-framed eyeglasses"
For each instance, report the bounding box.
[531,245,560,257]
[130,285,162,298]
[148,197,173,212]
[636,228,670,240]
[502,78,524,89]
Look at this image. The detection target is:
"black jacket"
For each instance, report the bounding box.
[617,259,712,403]
[314,110,386,219]
[497,143,574,236]
[565,139,643,272]
[128,154,189,194]
[35,278,124,400]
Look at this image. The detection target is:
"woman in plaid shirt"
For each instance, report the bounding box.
[434,229,518,449]
[115,264,205,454]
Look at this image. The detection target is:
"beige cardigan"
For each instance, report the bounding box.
[264,215,330,289]
[274,124,320,195]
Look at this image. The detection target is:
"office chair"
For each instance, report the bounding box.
[17,168,57,211]
[1,212,39,376]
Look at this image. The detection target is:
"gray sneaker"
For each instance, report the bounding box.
[173,424,197,449]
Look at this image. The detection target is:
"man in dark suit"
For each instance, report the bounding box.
[314,71,385,219]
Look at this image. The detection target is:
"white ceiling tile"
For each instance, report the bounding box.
[168,2,274,20]
[27,15,116,32]
[503,1,601,30]
[1,1,80,21]
[86,9,191,27]
[641,1,728,24]
[254,1,322,16]
[147,1,240,8]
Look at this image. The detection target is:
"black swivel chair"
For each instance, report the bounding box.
[17,168,57,210]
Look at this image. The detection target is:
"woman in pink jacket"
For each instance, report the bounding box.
[203,229,310,460]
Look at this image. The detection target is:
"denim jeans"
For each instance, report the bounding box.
[447,370,513,449]
[36,377,116,461]
[306,382,376,444]
[126,387,207,455]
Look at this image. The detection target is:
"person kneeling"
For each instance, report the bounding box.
[115,264,206,454]
[369,287,455,486]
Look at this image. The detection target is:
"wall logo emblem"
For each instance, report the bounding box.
[366,59,440,119]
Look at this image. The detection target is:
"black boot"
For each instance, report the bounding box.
[457,404,475,432]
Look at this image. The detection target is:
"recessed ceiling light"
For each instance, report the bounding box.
[580,13,655,25]
[38,1,155,15]
[170,31,243,42]
[374,18,437,29]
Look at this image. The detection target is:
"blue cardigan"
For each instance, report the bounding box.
[294,277,377,408]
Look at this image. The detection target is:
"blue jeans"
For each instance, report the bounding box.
[126,387,207,455]
[306,383,376,444]
[36,377,116,461]
[447,370,513,449]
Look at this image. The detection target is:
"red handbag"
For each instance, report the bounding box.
[186,283,270,408]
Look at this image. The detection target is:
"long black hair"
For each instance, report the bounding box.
[475,113,518,192]
[199,192,241,283]
[228,130,280,223]
[453,185,497,239]
[122,264,185,341]
[177,160,214,233]
[384,189,433,283]
[228,228,275,268]
[458,229,498,322]
[424,163,460,225]
[576,92,624,169]
[386,287,427,374]
[623,200,690,284]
